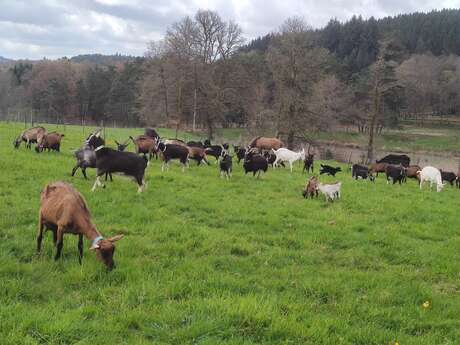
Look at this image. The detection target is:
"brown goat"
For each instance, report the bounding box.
[405,165,421,180]
[302,176,318,199]
[369,162,388,177]
[36,132,64,152]
[187,146,209,165]
[165,139,187,147]
[248,136,283,151]
[37,182,124,270]
[130,135,157,161]
[14,126,46,149]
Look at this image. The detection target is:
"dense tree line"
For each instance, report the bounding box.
[0,9,459,145]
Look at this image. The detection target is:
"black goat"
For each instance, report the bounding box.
[377,154,410,167]
[219,153,233,179]
[302,154,314,173]
[157,142,189,172]
[385,164,406,185]
[352,164,375,181]
[115,139,130,151]
[144,128,159,140]
[319,164,342,176]
[86,131,147,192]
[440,170,457,186]
[243,150,268,178]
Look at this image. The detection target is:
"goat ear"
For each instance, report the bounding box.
[90,243,100,250]
[115,140,120,145]
[108,234,124,242]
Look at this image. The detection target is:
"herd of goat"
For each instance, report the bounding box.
[12,125,460,270]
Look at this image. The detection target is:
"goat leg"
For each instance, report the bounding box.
[54,226,64,261]
[71,165,79,177]
[81,167,88,180]
[78,234,83,264]
[91,176,104,192]
[36,214,44,253]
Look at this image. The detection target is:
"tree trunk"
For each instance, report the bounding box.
[287,130,295,150]
[193,64,197,132]
[206,114,213,140]
[160,65,169,118]
[367,83,380,164]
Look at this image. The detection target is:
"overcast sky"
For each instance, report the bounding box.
[0,0,459,60]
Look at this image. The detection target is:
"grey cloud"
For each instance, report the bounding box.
[0,0,459,59]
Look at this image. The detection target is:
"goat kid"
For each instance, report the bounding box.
[317,182,342,202]
[302,176,318,198]
[219,153,233,179]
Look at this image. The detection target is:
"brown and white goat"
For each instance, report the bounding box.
[37,182,123,270]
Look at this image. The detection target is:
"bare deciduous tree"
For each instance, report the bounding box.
[267,17,331,148]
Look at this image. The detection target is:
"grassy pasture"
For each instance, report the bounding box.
[1,122,460,345]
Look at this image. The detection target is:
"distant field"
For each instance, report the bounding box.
[307,125,460,153]
[1,123,460,344]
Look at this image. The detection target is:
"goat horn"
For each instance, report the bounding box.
[108,235,124,242]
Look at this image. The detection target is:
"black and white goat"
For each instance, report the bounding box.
[157,142,189,172]
[86,130,147,193]
[319,164,342,176]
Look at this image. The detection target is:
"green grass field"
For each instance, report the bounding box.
[1,123,460,345]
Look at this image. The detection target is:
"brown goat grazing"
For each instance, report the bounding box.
[248,136,283,151]
[14,126,46,149]
[130,135,157,161]
[36,132,64,152]
[302,176,318,199]
[37,182,124,270]
[405,165,421,180]
[369,162,388,177]
[187,146,209,165]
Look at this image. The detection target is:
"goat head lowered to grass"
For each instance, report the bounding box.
[37,181,124,270]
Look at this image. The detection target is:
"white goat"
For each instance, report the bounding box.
[418,166,445,192]
[317,182,342,202]
[272,148,305,173]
